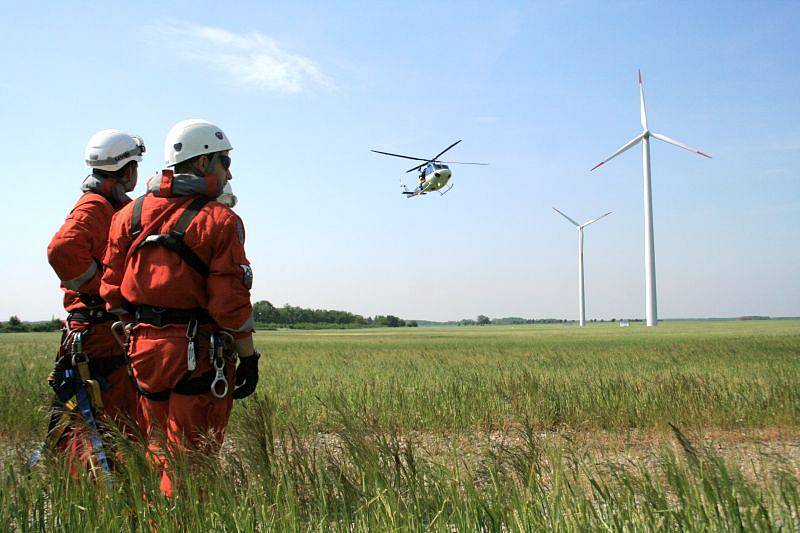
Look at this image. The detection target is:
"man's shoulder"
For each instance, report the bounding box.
[70,192,115,220]
[196,200,244,243]
[200,199,239,224]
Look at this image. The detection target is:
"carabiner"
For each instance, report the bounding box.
[186,320,198,372]
[71,332,85,367]
[210,332,229,398]
[110,321,127,348]
[210,358,228,399]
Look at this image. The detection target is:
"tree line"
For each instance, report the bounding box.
[252,301,417,329]
[0,316,63,333]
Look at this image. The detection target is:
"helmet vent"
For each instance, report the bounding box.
[204,144,209,149]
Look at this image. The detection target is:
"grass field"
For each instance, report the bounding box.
[1,320,799,530]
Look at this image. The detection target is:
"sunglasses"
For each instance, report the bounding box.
[218,154,231,170]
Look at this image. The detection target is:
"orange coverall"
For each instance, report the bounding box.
[100,171,253,496]
[47,191,139,467]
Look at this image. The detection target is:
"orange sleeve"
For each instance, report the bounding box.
[47,195,112,295]
[206,210,254,338]
[100,206,133,317]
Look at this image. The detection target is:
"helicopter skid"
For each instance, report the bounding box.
[438,184,454,196]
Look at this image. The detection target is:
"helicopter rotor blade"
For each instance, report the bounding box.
[406,163,426,173]
[437,161,489,166]
[370,149,429,161]
[429,140,462,162]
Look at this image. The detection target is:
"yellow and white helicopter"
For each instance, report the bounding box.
[371,140,487,197]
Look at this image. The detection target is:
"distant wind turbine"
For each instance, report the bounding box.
[591,70,711,327]
[553,208,612,327]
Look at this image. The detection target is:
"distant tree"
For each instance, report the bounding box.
[4,315,27,333]
[477,315,491,325]
[407,320,418,327]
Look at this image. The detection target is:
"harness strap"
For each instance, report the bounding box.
[131,196,211,277]
[68,308,116,325]
[134,305,212,327]
[131,195,145,238]
[136,368,220,401]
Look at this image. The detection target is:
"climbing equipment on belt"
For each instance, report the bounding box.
[28,331,112,485]
[111,321,236,402]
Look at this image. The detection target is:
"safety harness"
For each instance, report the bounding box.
[120,195,233,401]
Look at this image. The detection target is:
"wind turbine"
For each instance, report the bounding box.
[591,70,711,327]
[553,208,612,327]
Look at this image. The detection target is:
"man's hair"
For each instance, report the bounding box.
[93,160,136,179]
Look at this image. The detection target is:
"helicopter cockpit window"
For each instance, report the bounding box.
[425,163,434,174]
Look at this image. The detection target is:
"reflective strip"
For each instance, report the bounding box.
[62,261,98,290]
[86,145,145,167]
[109,308,126,316]
[227,311,255,333]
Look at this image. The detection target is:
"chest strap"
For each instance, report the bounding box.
[130,196,211,278]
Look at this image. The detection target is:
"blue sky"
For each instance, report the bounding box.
[0,1,798,321]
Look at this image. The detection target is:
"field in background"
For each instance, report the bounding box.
[1,320,799,530]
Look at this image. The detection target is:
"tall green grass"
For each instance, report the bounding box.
[1,320,799,529]
[3,401,799,531]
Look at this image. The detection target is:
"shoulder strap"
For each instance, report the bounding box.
[130,196,146,238]
[171,196,210,238]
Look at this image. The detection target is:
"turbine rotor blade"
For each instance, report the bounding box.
[639,69,648,130]
[371,149,429,161]
[651,132,712,158]
[553,207,580,227]
[590,133,645,171]
[581,211,613,228]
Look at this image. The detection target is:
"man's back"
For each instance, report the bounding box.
[102,187,253,333]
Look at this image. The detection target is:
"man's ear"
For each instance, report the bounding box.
[198,155,210,174]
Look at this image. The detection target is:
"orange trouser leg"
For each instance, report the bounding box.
[100,365,140,433]
[139,391,233,497]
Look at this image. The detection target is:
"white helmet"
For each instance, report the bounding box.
[85,129,145,171]
[164,119,232,167]
[217,182,238,208]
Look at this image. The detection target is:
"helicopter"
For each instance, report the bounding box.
[371,140,487,197]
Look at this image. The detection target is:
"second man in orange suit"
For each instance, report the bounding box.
[47,130,144,468]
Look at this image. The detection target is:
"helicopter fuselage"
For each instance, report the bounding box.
[419,162,452,191]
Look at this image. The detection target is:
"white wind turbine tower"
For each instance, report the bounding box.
[591,70,711,327]
[553,208,612,327]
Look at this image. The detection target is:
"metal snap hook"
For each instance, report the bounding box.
[210,372,228,398]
